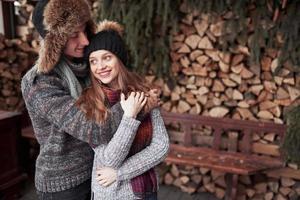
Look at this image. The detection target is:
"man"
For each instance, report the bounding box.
[21,0,165,199]
[21,0,115,199]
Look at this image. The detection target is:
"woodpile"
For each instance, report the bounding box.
[150,6,300,124]
[159,162,300,200]
[0,34,37,111]
[0,0,39,111]
[14,0,40,51]
[152,2,300,200]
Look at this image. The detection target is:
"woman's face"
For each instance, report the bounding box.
[89,50,120,88]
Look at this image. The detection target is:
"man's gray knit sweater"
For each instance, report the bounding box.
[21,66,125,193]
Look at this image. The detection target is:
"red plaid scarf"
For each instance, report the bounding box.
[102,87,157,197]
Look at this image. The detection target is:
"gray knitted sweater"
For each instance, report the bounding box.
[92,109,169,200]
[21,65,124,193]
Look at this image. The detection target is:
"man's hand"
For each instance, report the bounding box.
[144,88,161,113]
[96,167,117,187]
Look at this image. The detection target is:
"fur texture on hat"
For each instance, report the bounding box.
[97,20,124,36]
[35,0,96,73]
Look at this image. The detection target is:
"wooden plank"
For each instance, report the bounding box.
[165,144,284,175]
[0,110,21,120]
[168,131,281,156]
[161,111,286,137]
[168,132,281,157]
[264,168,300,180]
[21,126,35,140]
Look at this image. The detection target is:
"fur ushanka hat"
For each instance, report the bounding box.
[32,0,96,73]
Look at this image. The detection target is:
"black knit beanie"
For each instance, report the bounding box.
[32,0,49,38]
[84,30,128,66]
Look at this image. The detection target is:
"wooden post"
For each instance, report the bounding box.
[225,173,238,200]
[182,124,192,146]
[1,1,16,39]
[212,128,222,150]
[241,129,251,154]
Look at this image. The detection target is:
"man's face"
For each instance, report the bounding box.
[64,24,89,59]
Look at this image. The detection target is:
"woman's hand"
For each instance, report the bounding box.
[120,92,147,118]
[96,167,117,187]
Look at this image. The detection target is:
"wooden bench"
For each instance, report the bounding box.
[161,110,287,200]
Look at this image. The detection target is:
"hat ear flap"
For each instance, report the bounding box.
[37,32,67,73]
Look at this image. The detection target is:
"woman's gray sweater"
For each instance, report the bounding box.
[92,109,169,200]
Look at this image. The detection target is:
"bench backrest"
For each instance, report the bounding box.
[161,110,286,155]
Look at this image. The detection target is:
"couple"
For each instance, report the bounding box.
[21,0,169,199]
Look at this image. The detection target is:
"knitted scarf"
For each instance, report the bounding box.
[53,57,89,99]
[102,86,157,197]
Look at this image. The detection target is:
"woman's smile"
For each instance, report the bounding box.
[98,69,112,78]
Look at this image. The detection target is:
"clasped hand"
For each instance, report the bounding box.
[96,167,117,187]
[120,91,147,119]
[120,89,161,118]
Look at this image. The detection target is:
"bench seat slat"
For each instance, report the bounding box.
[166,144,284,175]
[21,126,35,140]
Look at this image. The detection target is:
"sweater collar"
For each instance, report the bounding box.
[62,56,89,78]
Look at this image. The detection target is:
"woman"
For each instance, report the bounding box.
[77,20,169,200]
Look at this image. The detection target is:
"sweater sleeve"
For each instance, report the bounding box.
[116,108,169,181]
[93,115,141,168]
[21,71,123,146]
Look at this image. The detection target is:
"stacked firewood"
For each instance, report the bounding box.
[150,3,300,200]
[148,7,300,124]
[0,34,37,111]
[0,0,40,111]
[159,163,300,200]
[15,0,40,51]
